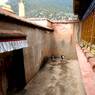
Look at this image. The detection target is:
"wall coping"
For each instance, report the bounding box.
[0,8,54,31]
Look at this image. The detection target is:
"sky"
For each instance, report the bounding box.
[0,0,8,3]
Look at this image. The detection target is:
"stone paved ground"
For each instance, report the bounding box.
[14,59,86,95]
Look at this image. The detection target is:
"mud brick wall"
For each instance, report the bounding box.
[52,23,79,59]
[0,20,79,85]
[22,27,54,82]
[0,20,54,83]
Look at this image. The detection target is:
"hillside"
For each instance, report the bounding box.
[8,0,73,20]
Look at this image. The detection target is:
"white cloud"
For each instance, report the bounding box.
[0,0,8,3]
[4,0,8,3]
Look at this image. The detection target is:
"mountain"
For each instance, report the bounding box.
[8,0,73,20]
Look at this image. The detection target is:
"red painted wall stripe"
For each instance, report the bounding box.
[76,44,95,95]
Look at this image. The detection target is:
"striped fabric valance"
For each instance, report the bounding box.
[0,30,28,53]
[0,40,28,53]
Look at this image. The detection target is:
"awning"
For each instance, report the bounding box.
[0,30,28,53]
[0,40,28,53]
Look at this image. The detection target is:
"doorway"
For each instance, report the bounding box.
[6,49,26,93]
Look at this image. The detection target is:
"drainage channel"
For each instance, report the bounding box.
[14,56,86,95]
